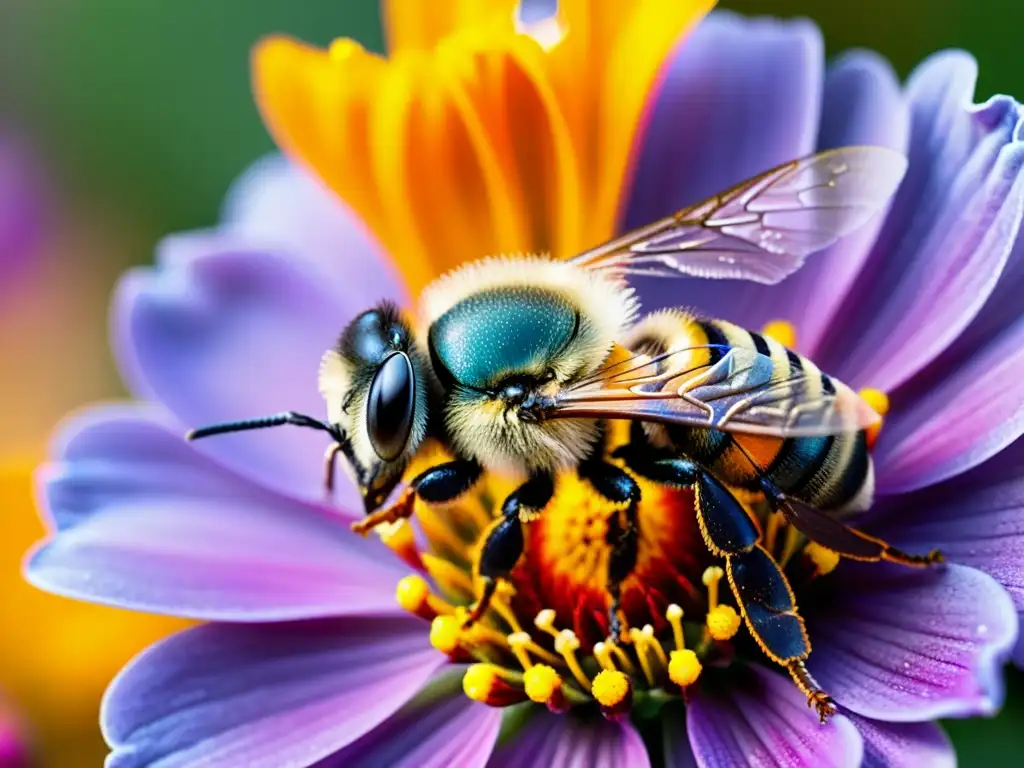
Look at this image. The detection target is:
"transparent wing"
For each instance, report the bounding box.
[527,346,880,438]
[571,146,907,285]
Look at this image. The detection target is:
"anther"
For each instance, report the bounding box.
[763,320,797,349]
[523,664,567,711]
[666,604,686,652]
[592,642,617,672]
[395,574,453,622]
[463,664,528,707]
[429,615,463,656]
[534,609,559,638]
[491,582,523,634]
[592,669,632,720]
[554,629,592,691]
[668,649,703,688]
[702,566,725,609]
[706,605,742,641]
[805,542,840,576]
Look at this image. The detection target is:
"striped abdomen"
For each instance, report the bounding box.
[624,310,873,514]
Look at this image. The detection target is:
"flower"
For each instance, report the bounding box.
[24,4,1024,768]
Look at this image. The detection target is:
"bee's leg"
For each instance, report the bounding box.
[756,476,944,567]
[620,447,833,720]
[578,459,641,644]
[351,460,482,535]
[465,472,554,628]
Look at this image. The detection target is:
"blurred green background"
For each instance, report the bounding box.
[0,0,1020,765]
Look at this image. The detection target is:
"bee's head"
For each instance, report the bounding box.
[320,302,431,512]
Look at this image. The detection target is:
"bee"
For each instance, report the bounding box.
[188,147,941,720]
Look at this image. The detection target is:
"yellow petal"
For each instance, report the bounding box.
[384,0,518,53]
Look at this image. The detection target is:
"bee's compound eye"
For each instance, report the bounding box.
[367,352,415,462]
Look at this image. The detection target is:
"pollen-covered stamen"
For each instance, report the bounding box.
[507,630,562,668]
[666,604,686,652]
[702,566,742,642]
[591,669,633,720]
[629,625,668,685]
[395,574,453,621]
[463,664,528,707]
[523,664,570,711]
[762,319,797,349]
[668,649,702,688]
[429,614,464,656]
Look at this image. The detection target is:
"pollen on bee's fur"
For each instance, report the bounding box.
[806,542,841,575]
[668,649,702,687]
[523,664,562,704]
[706,604,742,641]
[429,615,462,655]
[591,669,631,708]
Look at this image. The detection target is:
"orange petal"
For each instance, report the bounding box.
[547,0,716,247]
[384,0,518,53]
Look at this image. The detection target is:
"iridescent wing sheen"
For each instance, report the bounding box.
[571,147,907,285]
[531,346,880,438]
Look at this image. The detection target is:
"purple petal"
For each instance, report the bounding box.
[661,705,697,767]
[873,309,1024,492]
[816,52,1024,392]
[686,665,863,768]
[221,155,409,312]
[114,229,402,502]
[316,678,501,767]
[809,563,1018,720]
[27,403,408,620]
[870,437,1024,610]
[622,11,823,319]
[489,709,650,768]
[846,715,954,768]
[102,617,440,768]
[0,133,46,284]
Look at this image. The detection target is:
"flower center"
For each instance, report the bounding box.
[380,319,890,717]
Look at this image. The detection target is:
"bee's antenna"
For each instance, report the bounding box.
[186,411,337,441]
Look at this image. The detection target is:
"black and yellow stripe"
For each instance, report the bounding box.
[626,312,870,514]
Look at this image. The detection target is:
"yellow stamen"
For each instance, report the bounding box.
[592,641,617,672]
[591,669,630,709]
[507,631,534,670]
[490,582,523,633]
[534,608,559,639]
[554,629,591,691]
[394,574,453,620]
[429,615,462,655]
[702,566,724,609]
[609,642,638,677]
[666,604,686,652]
[668,649,703,688]
[462,663,526,707]
[642,624,668,671]
[859,387,890,416]
[762,320,797,349]
[706,604,742,641]
[523,664,562,704]
[628,627,657,686]
[806,542,841,576]
[378,520,424,572]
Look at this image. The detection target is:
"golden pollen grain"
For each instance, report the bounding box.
[592,669,630,708]
[429,615,461,654]
[806,542,841,575]
[523,664,562,703]
[859,387,890,416]
[668,649,703,687]
[462,664,498,702]
[706,604,742,641]
[395,574,429,613]
[762,319,797,349]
